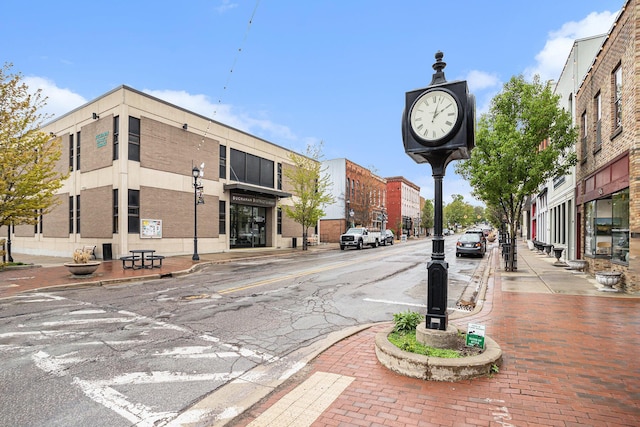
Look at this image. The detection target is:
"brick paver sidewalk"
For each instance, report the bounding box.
[233,251,640,427]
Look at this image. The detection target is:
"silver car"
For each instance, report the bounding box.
[381,230,394,245]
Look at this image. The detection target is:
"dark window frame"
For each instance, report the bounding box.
[76,131,81,170]
[219,200,226,234]
[69,196,74,234]
[128,189,140,234]
[113,189,119,234]
[219,144,226,179]
[128,116,141,162]
[113,116,119,161]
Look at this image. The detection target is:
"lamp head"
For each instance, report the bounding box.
[192,166,200,178]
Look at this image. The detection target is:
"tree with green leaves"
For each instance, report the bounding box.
[421,199,434,235]
[443,194,475,230]
[455,75,577,271]
[1,63,67,261]
[283,142,334,250]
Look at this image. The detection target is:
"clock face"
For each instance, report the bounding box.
[409,89,460,143]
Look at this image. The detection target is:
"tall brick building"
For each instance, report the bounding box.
[8,85,306,259]
[575,0,637,289]
[385,176,421,237]
[320,158,386,242]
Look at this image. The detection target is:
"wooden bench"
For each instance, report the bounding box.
[145,254,165,268]
[120,255,140,269]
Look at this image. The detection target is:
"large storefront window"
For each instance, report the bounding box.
[584,188,629,264]
[611,188,629,264]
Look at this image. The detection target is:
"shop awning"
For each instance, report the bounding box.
[223,182,291,199]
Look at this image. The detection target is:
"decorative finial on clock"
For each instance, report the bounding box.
[430,51,447,85]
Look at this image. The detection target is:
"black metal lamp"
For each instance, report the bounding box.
[192,166,201,261]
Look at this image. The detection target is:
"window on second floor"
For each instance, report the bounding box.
[613,64,622,129]
[69,134,74,171]
[580,111,588,162]
[219,144,226,179]
[113,116,119,160]
[76,131,81,170]
[229,148,274,188]
[594,91,601,151]
[128,116,140,162]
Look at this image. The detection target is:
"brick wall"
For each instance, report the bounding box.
[80,186,113,238]
[575,0,638,290]
[141,186,218,238]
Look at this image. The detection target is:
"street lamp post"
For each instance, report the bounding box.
[345,200,350,232]
[192,166,202,261]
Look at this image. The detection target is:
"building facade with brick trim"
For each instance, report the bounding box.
[8,85,307,259]
[385,176,421,238]
[575,0,637,289]
[320,158,387,243]
[526,34,606,262]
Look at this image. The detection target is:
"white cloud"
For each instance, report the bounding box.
[216,0,238,13]
[525,10,618,82]
[24,76,86,120]
[466,70,500,92]
[144,89,296,143]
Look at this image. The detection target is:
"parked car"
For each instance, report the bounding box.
[465,228,487,251]
[456,233,486,257]
[381,229,394,246]
[443,228,452,235]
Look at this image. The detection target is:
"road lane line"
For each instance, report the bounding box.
[218,247,417,295]
[363,298,427,308]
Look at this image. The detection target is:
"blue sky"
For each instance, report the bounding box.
[1,1,621,205]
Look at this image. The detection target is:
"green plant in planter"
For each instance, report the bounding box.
[390,310,461,358]
[393,310,422,333]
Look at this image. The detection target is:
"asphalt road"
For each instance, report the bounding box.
[0,237,489,426]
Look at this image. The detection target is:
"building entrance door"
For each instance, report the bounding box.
[230,205,267,248]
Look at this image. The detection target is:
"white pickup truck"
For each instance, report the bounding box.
[339,227,381,250]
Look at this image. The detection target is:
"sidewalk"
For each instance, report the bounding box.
[2,242,639,426]
[230,243,640,427]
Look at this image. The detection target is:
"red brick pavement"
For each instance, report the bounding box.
[233,253,640,427]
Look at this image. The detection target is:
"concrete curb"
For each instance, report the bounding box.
[374,325,502,382]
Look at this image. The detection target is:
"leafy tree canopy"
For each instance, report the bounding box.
[443,194,475,229]
[455,74,577,269]
[0,63,67,228]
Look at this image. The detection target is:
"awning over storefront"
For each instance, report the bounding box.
[223,182,291,199]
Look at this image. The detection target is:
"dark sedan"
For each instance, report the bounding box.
[456,233,486,257]
[381,229,394,245]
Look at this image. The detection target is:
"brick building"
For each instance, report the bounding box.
[385,176,421,237]
[575,0,637,289]
[320,158,386,242]
[6,85,307,259]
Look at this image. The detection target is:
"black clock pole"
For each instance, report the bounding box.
[401,51,475,331]
[426,153,449,330]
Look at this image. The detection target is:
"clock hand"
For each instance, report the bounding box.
[431,98,443,122]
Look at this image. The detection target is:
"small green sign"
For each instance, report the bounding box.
[466,323,486,349]
[96,131,109,148]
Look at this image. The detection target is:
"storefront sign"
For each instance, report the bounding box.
[231,193,276,207]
